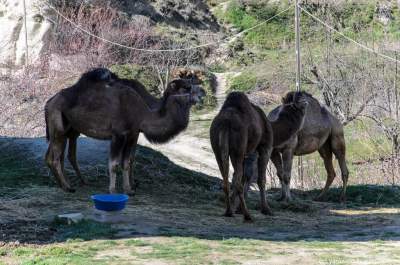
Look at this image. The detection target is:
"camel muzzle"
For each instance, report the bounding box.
[190,85,206,104]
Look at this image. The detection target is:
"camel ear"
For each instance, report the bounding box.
[168,81,177,91]
[281,95,286,104]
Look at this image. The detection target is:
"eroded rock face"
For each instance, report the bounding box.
[0,0,53,68]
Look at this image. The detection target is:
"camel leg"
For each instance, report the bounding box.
[257,147,273,215]
[128,133,139,194]
[280,149,294,202]
[60,140,66,176]
[331,136,349,202]
[45,144,61,187]
[270,150,285,201]
[230,155,252,222]
[235,152,258,214]
[121,134,138,196]
[109,134,126,194]
[213,143,233,217]
[46,137,75,192]
[315,143,336,201]
[67,132,88,186]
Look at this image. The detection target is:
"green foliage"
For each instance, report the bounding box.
[208,62,227,73]
[221,0,400,53]
[228,72,257,92]
[110,64,160,96]
[222,1,294,49]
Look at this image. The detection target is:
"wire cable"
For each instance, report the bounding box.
[299,5,400,64]
[42,1,292,52]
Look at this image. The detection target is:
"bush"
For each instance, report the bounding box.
[196,71,217,110]
[110,64,160,96]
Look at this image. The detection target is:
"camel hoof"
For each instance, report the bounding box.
[243,215,253,223]
[277,196,291,203]
[124,189,135,196]
[109,188,117,194]
[79,179,89,186]
[224,210,234,217]
[314,194,326,202]
[64,187,76,193]
[261,208,273,216]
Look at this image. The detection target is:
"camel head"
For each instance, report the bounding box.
[164,79,206,105]
[282,91,309,111]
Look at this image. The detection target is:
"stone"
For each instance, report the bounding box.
[56,213,84,225]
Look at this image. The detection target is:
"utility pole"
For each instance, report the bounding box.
[23,0,29,67]
[295,0,301,92]
[295,0,303,182]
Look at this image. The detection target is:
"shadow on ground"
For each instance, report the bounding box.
[1,137,400,245]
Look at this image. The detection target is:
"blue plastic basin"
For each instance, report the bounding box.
[91,194,129,211]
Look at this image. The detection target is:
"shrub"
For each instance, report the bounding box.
[110,64,160,96]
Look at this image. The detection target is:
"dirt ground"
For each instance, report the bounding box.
[1,136,400,264]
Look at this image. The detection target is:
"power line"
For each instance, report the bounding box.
[299,5,400,64]
[42,1,292,52]
[23,0,29,67]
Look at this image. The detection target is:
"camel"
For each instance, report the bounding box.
[45,68,205,194]
[58,74,165,189]
[240,91,308,209]
[268,91,349,202]
[210,92,273,221]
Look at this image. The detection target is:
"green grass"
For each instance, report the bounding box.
[228,71,257,92]
[137,237,211,263]
[125,239,151,247]
[7,243,106,265]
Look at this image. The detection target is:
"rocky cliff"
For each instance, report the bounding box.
[0,0,219,70]
[0,0,53,69]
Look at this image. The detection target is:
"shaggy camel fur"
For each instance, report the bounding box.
[210,92,273,221]
[45,68,205,194]
[268,91,349,202]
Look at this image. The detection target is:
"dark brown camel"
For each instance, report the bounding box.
[45,68,205,194]
[210,92,273,221]
[268,91,349,202]
[54,73,164,190]
[240,92,308,209]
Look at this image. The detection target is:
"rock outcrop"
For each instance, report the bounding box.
[0,0,53,69]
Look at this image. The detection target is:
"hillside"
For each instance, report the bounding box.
[2,1,400,264]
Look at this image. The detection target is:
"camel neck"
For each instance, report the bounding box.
[140,98,191,143]
[271,106,305,147]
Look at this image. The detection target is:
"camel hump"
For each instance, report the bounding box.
[222,92,252,113]
[79,68,115,83]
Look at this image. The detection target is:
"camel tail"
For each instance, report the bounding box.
[45,104,50,141]
[218,128,230,180]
